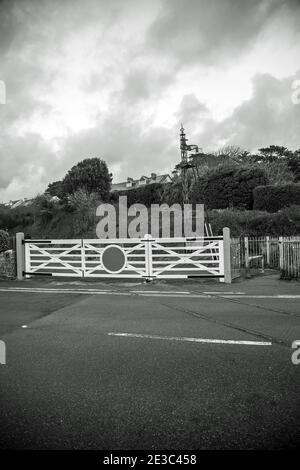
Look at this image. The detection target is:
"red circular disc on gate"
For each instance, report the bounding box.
[101,245,127,273]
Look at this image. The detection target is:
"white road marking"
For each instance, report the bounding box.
[130,290,190,294]
[203,291,245,294]
[0,287,112,292]
[0,288,130,296]
[138,293,210,298]
[221,295,300,299]
[0,287,299,299]
[107,332,272,346]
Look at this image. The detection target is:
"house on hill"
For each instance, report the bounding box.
[3,198,33,209]
[111,173,172,192]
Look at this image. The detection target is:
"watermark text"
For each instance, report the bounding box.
[96,197,204,239]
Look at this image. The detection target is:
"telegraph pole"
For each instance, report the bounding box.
[180,124,189,204]
[177,124,198,204]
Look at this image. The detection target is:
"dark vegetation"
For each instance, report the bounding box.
[253,183,300,212]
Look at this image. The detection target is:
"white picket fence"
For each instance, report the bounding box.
[18,234,228,281]
[230,235,300,279]
[280,239,300,279]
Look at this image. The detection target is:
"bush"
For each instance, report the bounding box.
[116,183,166,207]
[0,229,9,253]
[253,183,300,212]
[68,189,101,236]
[162,178,192,205]
[209,206,300,236]
[191,166,268,209]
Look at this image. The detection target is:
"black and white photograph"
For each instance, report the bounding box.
[0,0,300,458]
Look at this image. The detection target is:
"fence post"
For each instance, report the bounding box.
[266,236,270,267]
[279,236,283,270]
[81,239,85,278]
[16,232,25,280]
[144,234,153,280]
[244,236,249,270]
[222,227,231,284]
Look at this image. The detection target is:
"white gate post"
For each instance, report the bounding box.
[81,239,85,278]
[222,227,231,284]
[16,232,25,280]
[144,234,153,280]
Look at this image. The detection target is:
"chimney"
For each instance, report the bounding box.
[151,173,157,180]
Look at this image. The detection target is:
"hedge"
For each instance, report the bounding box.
[253,183,300,212]
[191,167,267,209]
[110,183,167,207]
[209,205,300,237]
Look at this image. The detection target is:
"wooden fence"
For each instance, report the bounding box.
[17,232,230,282]
[230,236,300,280]
[280,239,300,279]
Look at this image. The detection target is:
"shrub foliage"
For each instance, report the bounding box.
[114,183,166,207]
[253,183,300,212]
[191,167,267,210]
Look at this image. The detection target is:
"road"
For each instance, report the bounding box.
[0,275,299,449]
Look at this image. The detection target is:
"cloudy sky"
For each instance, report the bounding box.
[0,0,300,201]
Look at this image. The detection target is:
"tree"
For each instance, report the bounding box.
[62,158,112,200]
[212,145,250,164]
[249,146,295,185]
[191,166,268,209]
[287,150,300,182]
[256,145,292,162]
[186,146,250,183]
[33,194,57,224]
[255,160,294,185]
[46,180,64,198]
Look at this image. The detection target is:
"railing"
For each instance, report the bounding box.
[246,236,280,269]
[230,236,280,278]
[280,239,300,280]
[230,235,300,279]
[230,237,242,280]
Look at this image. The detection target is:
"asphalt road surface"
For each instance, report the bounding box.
[0,275,299,449]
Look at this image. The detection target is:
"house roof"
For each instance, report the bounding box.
[111,182,128,191]
[3,198,34,209]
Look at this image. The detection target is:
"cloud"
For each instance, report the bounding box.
[0,0,300,200]
[121,66,174,104]
[175,94,209,127]
[197,72,300,151]
[147,0,299,66]
[0,132,57,201]
[62,110,178,183]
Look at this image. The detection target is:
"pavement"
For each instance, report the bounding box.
[0,273,299,449]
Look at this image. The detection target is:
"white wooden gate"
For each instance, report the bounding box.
[22,235,225,281]
[149,237,224,279]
